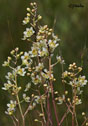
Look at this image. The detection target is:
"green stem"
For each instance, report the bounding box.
[15,73,25,126]
[16,95,24,118]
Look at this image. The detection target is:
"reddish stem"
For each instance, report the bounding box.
[59,104,71,126]
[49,57,60,126]
[81,117,88,126]
[46,93,53,126]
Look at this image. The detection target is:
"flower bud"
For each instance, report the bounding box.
[67,98,70,102]
[30,3,33,6]
[34,119,38,122]
[10,50,15,55]
[8,57,11,61]
[82,112,85,116]
[27,13,30,17]
[27,8,30,12]
[65,91,68,95]
[38,15,42,20]
[34,2,36,6]
[15,47,19,52]
[54,91,58,94]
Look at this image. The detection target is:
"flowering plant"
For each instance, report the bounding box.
[2,2,88,126]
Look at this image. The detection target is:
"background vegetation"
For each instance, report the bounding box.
[0,0,88,125]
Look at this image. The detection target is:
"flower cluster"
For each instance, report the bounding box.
[62,63,87,105]
[2,48,28,95]
[2,2,88,126]
[2,3,64,125]
[23,2,42,26]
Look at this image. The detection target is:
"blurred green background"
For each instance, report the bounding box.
[0,0,88,125]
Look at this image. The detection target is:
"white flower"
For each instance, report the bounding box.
[21,52,29,60]
[23,27,35,40]
[2,61,9,67]
[57,95,65,105]
[7,100,16,108]
[62,71,68,78]
[5,100,16,115]
[69,76,87,88]
[2,81,13,90]
[32,75,42,85]
[5,72,14,80]
[56,56,65,64]
[22,59,29,65]
[41,69,53,80]
[48,39,59,51]
[21,52,30,65]
[35,63,44,72]
[23,94,30,102]
[69,79,78,86]
[29,47,38,57]
[23,16,30,25]
[17,66,26,76]
[38,39,47,48]
[38,47,48,57]
[75,98,82,105]
[78,75,87,87]
[34,96,40,104]
[52,33,60,41]
[24,83,31,92]
[56,56,61,62]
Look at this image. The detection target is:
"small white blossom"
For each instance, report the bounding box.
[5,100,16,115]
[2,61,9,67]
[17,66,26,76]
[57,95,65,105]
[75,99,82,105]
[48,40,59,49]
[23,27,35,40]
[62,71,68,78]
[32,75,42,85]
[24,83,31,92]
[23,16,30,25]
[78,75,87,87]
[35,63,44,72]
[5,72,14,80]
[2,81,13,90]
[21,52,30,65]
[34,96,40,104]
[29,47,38,57]
[21,52,29,60]
[41,69,53,80]
[38,47,48,57]
[56,56,65,64]
[52,33,60,41]
[23,94,30,102]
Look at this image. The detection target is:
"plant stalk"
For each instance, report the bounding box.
[49,57,60,126]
